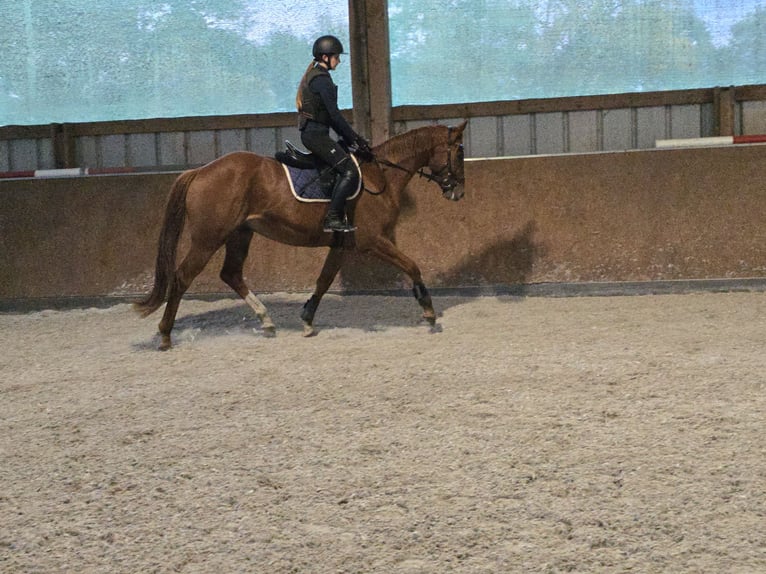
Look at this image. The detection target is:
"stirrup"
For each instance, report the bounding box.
[323,221,357,233]
[323,213,356,233]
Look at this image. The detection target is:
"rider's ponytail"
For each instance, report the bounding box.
[295,61,315,112]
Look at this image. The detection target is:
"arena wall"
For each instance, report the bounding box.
[2,144,766,301]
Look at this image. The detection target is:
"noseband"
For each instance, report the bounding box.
[372,126,464,196]
[421,127,465,196]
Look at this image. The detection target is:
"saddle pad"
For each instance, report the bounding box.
[282,155,362,203]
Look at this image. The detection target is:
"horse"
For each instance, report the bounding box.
[134,121,468,350]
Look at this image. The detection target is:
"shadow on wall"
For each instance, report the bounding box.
[338,249,405,290]
[436,221,544,289]
[339,220,544,292]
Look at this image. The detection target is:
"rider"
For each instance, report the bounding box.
[296,34,374,232]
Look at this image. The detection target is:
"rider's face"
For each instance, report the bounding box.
[328,54,340,70]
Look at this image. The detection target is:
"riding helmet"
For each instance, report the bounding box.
[313,35,345,59]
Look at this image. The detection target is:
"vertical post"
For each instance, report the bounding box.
[348,1,370,139]
[51,123,76,168]
[348,0,392,145]
[714,86,736,136]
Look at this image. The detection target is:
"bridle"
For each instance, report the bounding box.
[369,126,465,197]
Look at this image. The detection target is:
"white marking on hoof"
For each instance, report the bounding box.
[245,291,268,314]
[246,291,275,330]
[303,322,316,337]
[261,324,276,337]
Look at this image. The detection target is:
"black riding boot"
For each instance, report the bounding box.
[318,167,336,198]
[323,163,358,232]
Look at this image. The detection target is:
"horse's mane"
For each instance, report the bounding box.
[375,125,444,164]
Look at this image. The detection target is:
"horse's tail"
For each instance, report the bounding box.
[133,170,198,317]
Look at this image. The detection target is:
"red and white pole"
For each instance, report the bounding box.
[0,166,138,179]
[656,134,766,148]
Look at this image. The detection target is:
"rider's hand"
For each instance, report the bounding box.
[354,137,374,161]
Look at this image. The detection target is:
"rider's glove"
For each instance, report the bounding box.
[354,137,375,161]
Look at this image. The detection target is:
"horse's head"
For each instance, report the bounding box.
[426,120,467,201]
[371,121,468,201]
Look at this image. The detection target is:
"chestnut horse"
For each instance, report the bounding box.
[134,121,467,350]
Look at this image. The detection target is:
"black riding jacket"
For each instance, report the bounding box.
[299,64,358,144]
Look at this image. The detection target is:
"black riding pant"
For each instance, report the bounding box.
[301,125,359,214]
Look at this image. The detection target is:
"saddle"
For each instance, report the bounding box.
[275,141,386,201]
[275,141,353,202]
[275,140,320,170]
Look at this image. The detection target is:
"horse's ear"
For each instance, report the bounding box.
[447,120,468,145]
[451,120,468,141]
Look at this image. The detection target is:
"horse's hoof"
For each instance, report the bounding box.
[159,340,172,351]
[303,323,317,337]
[422,314,436,326]
[262,325,277,338]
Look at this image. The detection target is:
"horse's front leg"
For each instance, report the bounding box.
[363,237,437,326]
[301,246,345,336]
[411,282,436,325]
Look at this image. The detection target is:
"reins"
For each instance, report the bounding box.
[364,125,462,195]
[360,157,435,196]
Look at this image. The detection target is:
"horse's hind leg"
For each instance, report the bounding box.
[220,226,276,334]
[158,241,219,350]
[301,246,344,336]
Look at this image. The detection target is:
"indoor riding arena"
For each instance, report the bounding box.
[2,2,766,573]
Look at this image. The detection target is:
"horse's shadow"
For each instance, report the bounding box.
[340,219,543,298]
[134,295,456,349]
[136,220,543,347]
[175,295,422,333]
[434,220,544,292]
